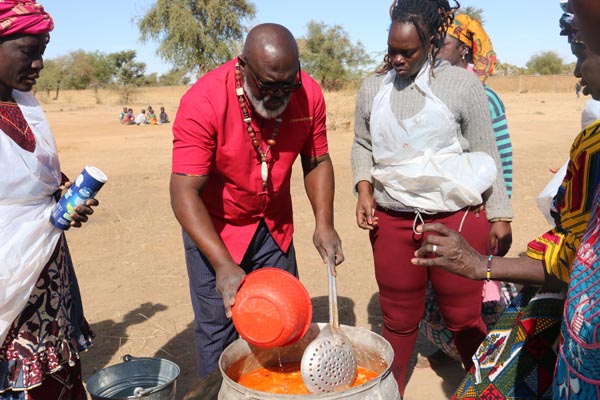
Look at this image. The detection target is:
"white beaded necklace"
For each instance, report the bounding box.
[235,62,282,190]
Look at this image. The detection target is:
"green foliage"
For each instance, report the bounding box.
[108,50,147,86]
[86,51,114,87]
[62,50,99,89]
[526,51,565,75]
[299,21,373,91]
[37,58,64,96]
[159,69,191,86]
[39,48,189,95]
[563,62,577,75]
[458,6,485,23]
[495,60,526,76]
[108,50,147,103]
[144,72,160,86]
[137,0,256,75]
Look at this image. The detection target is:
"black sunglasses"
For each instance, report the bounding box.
[239,56,302,95]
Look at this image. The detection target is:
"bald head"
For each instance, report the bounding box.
[242,23,299,70]
[239,23,301,118]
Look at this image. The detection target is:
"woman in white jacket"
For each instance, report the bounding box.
[0,2,99,398]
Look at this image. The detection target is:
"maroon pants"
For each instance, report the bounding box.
[370,207,489,396]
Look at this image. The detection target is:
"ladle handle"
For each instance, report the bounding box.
[327,255,339,331]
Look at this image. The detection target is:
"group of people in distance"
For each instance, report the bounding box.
[120,105,169,125]
[3,0,600,399]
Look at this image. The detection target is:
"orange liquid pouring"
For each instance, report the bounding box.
[229,361,379,394]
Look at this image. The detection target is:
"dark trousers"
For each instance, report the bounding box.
[183,220,298,378]
[370,207,489,396]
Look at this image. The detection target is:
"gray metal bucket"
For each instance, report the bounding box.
[86,354,180,400]
[218,323,400,399]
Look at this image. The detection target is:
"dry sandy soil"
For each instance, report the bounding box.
[41,80,584,399]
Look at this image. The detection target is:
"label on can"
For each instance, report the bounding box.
[50,165,107,229]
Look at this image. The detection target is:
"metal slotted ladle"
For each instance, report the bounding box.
[300,256,357,393]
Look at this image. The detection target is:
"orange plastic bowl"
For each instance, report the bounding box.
[232,268,312,348]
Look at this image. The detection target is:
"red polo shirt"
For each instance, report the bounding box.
[172,59,329,263]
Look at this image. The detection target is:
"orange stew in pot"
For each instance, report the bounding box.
[229,361,379,394]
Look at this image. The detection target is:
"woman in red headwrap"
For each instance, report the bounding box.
[0,2,98,399]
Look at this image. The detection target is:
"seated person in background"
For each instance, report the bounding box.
[146,105,154,121]
[159,106,169,124]
[119,106,128,123]
[123,108,135,125]
[135,109,148,125]
[147,108,158,125]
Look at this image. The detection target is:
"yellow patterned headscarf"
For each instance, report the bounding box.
[447,14,496,83]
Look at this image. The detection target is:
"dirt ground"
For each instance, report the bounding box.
[42,83,585,399]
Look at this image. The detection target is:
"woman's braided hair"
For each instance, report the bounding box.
[381,0,460,73]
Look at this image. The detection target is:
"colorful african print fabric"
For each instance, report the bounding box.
[422,281,518,360]
[453,287,564,400]
[554,186,600,399]
[0,235,93,398]
[527,120,600,282]
[447,14,496,83]
[454,120,600,399]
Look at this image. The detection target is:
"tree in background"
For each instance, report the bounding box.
[108,50,147,103]
[86,51,114,102]
[159,69,191,86]
[299,21,373,91]
[495,60,525,76]
[61,51,114,103]
[458,6,484,22]
[38,48,181,101]
[137,0,255,75]
[36,58,64,99]
[526,51,565,75]
[563,62,577,75]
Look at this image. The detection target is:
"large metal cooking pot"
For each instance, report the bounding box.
[218,323,400,399]
[86,354,180,400]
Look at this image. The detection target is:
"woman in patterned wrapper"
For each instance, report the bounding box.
[0,1,99,399]
[411,10,600,397]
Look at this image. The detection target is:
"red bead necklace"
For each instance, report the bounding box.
[235,62,282,190]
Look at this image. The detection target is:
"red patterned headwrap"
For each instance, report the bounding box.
[0,0,53,37]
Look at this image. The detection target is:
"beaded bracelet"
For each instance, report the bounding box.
[485,255,493,281]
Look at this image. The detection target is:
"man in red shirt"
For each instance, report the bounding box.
[170,23,344,379]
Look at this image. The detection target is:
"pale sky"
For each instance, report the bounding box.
[43,1,573,76]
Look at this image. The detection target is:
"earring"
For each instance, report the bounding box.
[461,53,466,61]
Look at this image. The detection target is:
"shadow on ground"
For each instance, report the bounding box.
[81,302,169,377]
[84,295,464,399]
[368,293,465,399]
